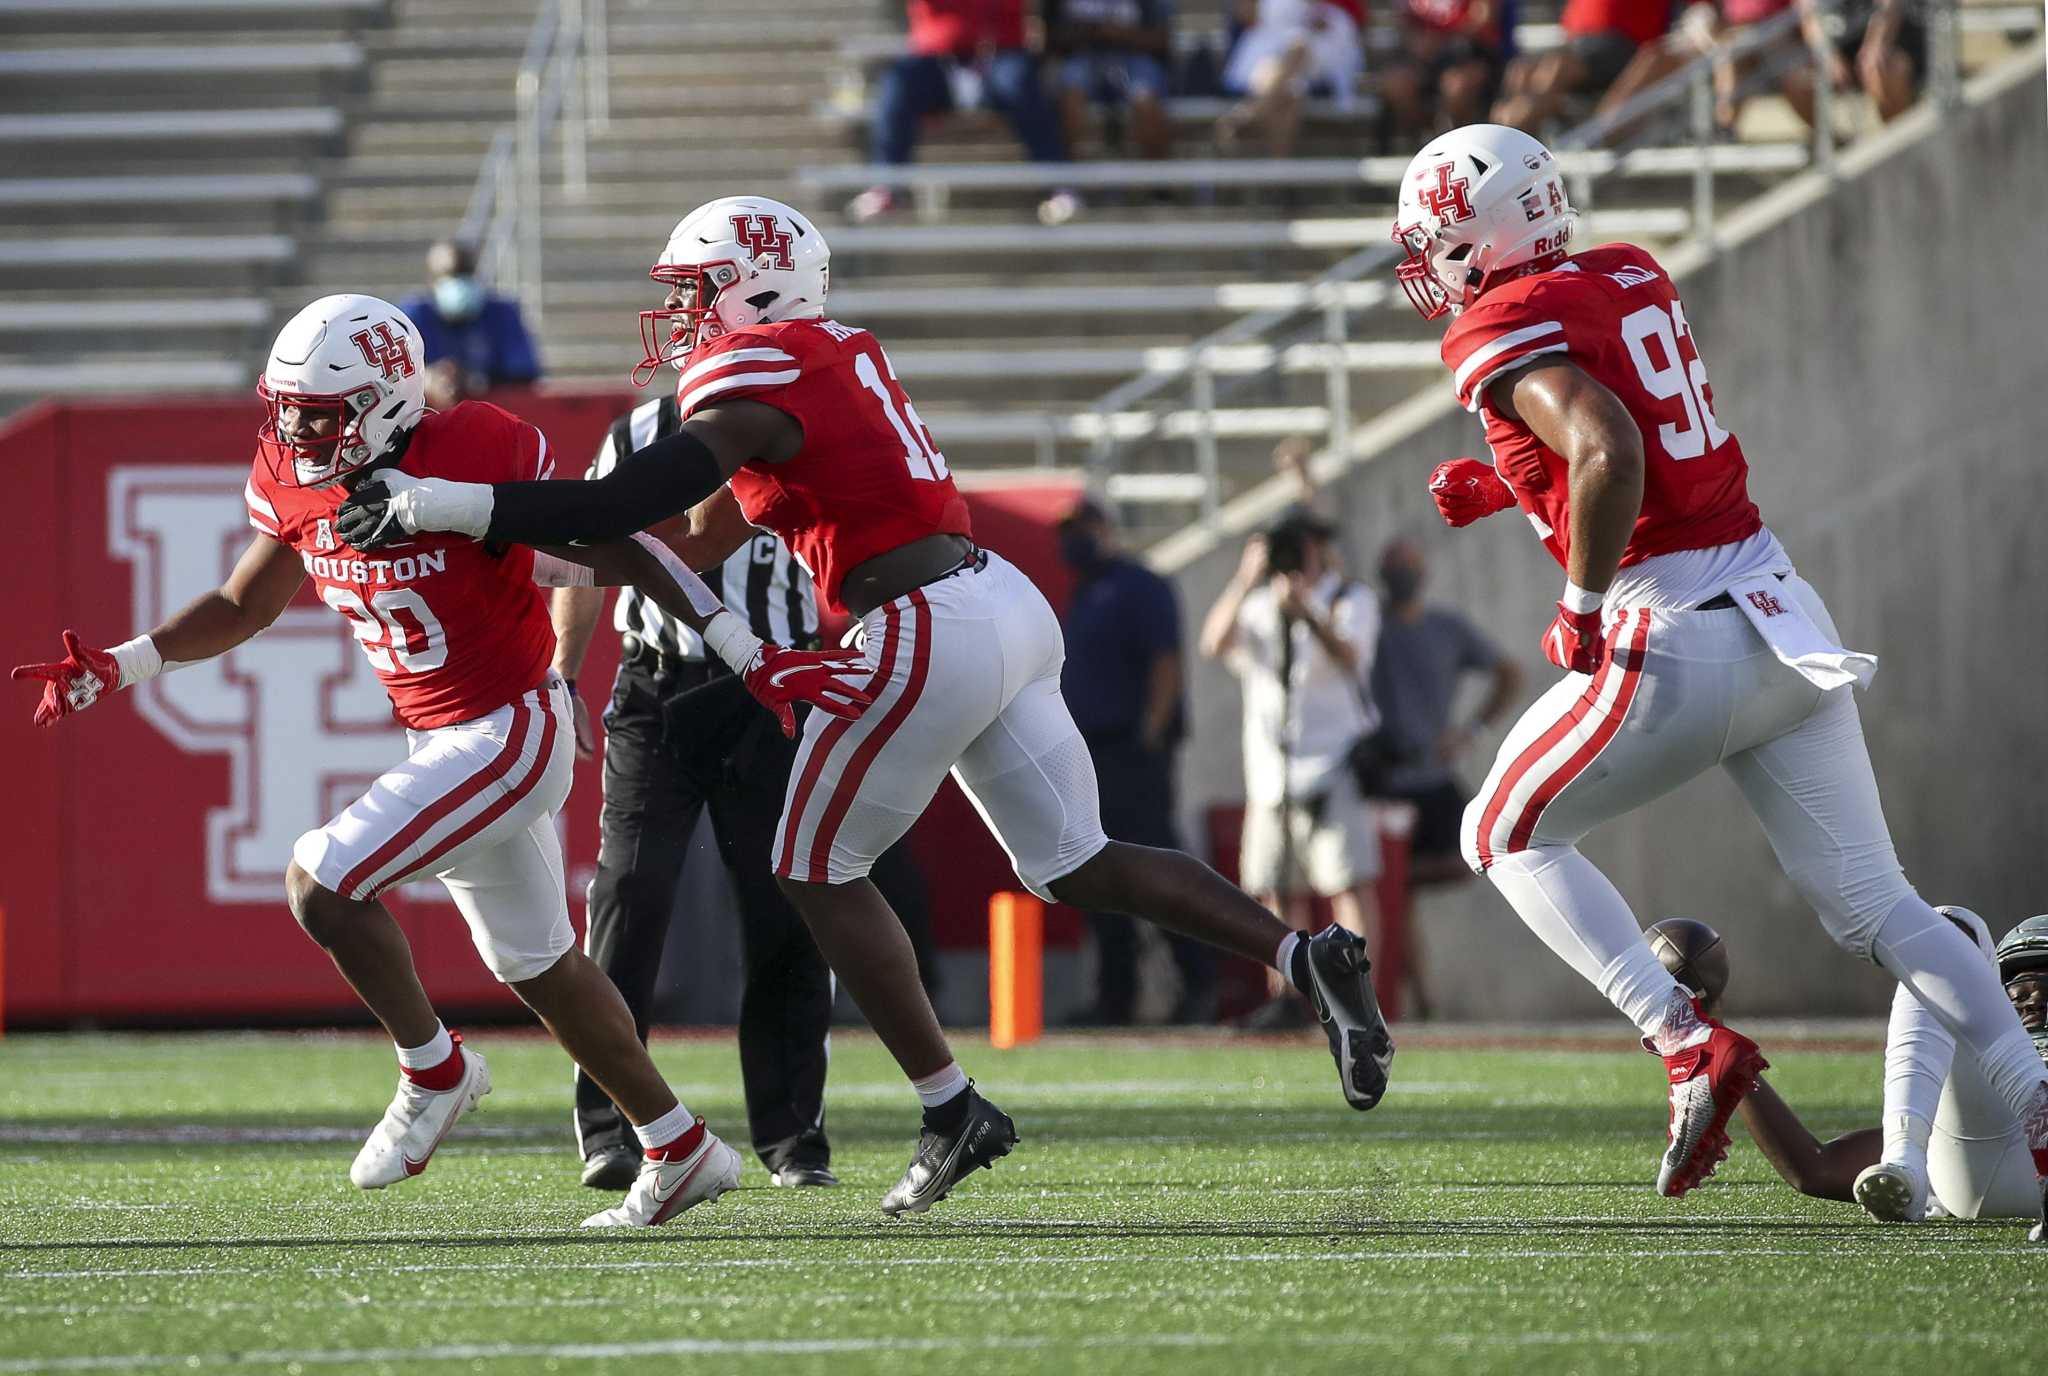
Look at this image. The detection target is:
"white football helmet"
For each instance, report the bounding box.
[1391,123,1578,321]
[258,293,427,487]
[634,195,830,384]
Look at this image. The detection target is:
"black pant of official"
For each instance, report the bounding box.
[574,645,834,1174]
[1081,732,1216,1025]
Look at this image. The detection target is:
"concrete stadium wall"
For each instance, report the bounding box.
[1166,56,2048,1020]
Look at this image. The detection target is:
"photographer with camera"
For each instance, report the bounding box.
[1200,508,1385,1028]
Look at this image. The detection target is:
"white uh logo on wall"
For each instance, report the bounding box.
[110,466,411,903]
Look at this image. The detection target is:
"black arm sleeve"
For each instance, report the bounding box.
[483,426,727,546]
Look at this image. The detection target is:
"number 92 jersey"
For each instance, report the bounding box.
[674,319,973,615]
[1441,243,1762,571]
[244,400,558,730]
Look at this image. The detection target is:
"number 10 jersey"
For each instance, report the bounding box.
[674,318,973,615]
[1441,243,1762,573]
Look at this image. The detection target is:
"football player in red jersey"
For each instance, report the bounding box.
[13,294,873,1228]
[1393,124,2048,1231]
[335,196,1396,1216]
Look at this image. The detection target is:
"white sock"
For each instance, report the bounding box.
[911,1062,968,1108]
[1276,931,1305,991]
[1880,980,1950,1168]
[1870,895,2048,1123]
[394,1023,453,1070]
[1485,846,1685,1041]
[633,1102,697,1152]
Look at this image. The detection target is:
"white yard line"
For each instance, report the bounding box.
[0,1325,2026,1373]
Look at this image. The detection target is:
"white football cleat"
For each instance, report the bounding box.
[349,1042,490,1189]
[581,1122,743,1228]
[1853,1161,1929,1223]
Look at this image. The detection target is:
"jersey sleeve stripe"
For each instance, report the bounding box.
[244,478,280,531]
[533,430,553,480]
[678,367,803,417]
[676,347,798,391]
[1452,320,1566,408]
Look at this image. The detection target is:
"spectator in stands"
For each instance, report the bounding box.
[1782,0,1923,126]
[1057,499,1216,1024]
[1379,0,1510,139]
[398,239,541,410]
[1592,0,1791,137]
[1490,0,1670,135]
[1045,0,1176,161]
[1369,538,1520,1014]
[1216,0,1367,160]
[1200,508,1383,1029]
[849,0,1081,227]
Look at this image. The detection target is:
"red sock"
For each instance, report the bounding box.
[401,1030,467,1092]
[644,1118,706,1162]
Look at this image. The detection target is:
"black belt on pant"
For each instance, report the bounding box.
[1695,571,1787,612]
[620,634,723,685]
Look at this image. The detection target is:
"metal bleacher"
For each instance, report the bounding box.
[6,0,2039,483]
[0,0,388,408]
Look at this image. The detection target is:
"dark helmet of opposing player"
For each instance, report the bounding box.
[257,294,427,488]
[633,195,830,386]
[1391,123,1578,321]
[1996,914,2048,984]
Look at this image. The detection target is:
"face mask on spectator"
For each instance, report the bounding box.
[434,275,485,323]
[1382,565,1423,604]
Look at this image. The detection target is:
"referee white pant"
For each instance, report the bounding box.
[292,675,577,983]
[773,551,1109,900]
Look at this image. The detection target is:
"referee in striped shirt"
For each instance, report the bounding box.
[552,394,837,1190]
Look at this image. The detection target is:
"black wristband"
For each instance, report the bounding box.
[484,427,725,546]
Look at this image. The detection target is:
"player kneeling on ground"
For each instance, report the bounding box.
[329,196,1396,1218]
[12,295,872,1228]
[1650,915,2048,1229]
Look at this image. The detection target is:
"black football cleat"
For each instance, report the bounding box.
[1303,926,1395,1111]
[879,1086,1017,1217]
[580,1145,642,1191]
[770,1162,841,1188]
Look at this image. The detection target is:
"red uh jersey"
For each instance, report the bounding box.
[673,319,972,614]
[244,401,558,730]
[1441,243,1761,570]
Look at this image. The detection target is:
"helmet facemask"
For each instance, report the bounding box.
[1392,223,1472,321]
[257,378,387,488]
[634,260,744,386]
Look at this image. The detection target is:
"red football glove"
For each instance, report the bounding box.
[1428,458,1516,528]
[741,643,877,738]
[12,630,123,727]
[1541,604,1607,675]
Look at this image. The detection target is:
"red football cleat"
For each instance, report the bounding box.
[1654,1009,1767,1198]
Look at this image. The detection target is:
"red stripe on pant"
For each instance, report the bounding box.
[1472,610,1649,870]
[1503,609,1651,854]
[337,693,536,900]
[365,692,562,901]
[775,600,905,881]
[801,589,934,883]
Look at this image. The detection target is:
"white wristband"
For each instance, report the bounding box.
[391,474,494,539]
[109,635,163,689]
[528,550,596,588]
[702,610,764,676]
[1560,581,1604,615]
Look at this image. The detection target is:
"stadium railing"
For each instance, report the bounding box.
[1061,0,2002,520]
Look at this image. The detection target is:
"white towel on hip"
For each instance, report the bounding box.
[1727,575,1878,691]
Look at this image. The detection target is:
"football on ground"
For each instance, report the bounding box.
[1649,916,1731,1006]
[0,1028,2034,1375]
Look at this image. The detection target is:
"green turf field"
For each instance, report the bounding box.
[0,1027,2037,1374]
